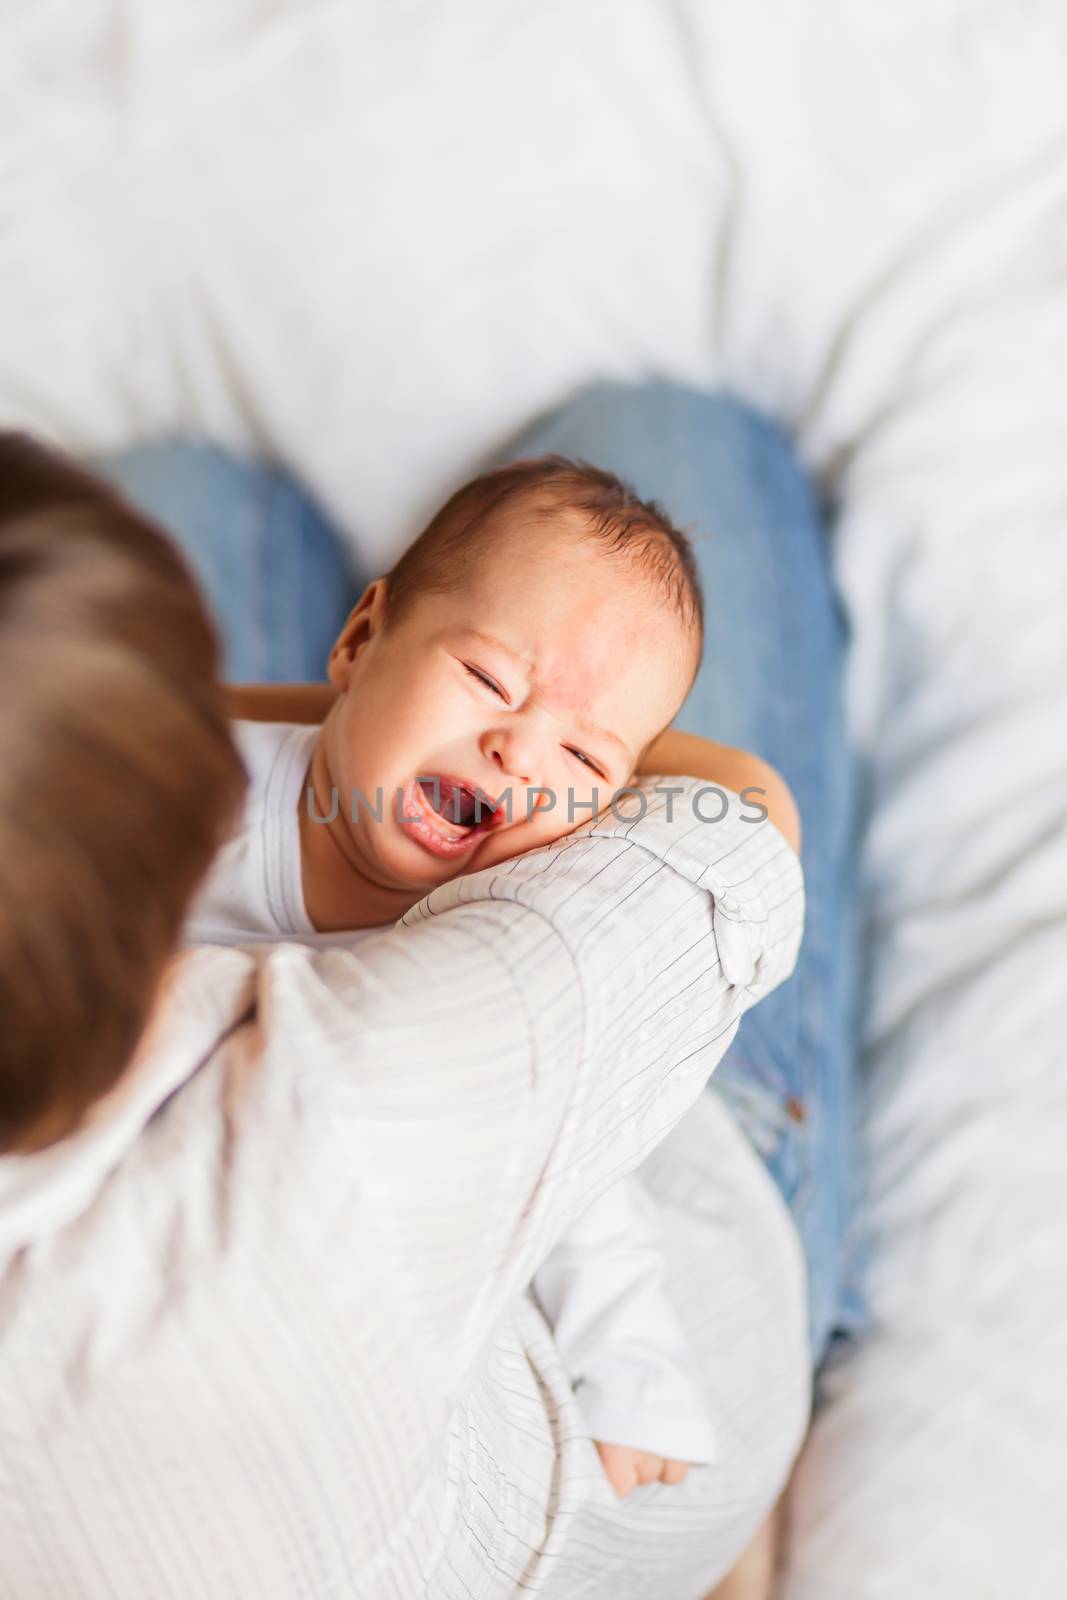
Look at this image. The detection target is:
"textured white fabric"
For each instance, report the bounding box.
[1,3,1065,1592]
[0,783,806,1598]
[530,1177,719,1466]
[186,717,719,1466]
[184,720,322,945]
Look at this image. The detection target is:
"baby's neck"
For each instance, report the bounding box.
[297,736,423,933]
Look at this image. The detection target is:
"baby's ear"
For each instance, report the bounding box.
[327,578,388,686]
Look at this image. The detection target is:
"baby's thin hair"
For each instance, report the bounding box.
[386,455,704,658]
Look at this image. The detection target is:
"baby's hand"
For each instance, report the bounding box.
[595,1439,691,1498]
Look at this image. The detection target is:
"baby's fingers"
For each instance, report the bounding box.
[595,1443,692,1497]
[634,1451,666,1486]
[595,1441,641,1498]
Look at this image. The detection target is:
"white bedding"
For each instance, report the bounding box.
[2,2,1065,1593]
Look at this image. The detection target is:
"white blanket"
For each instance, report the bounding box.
[2,3,1065,1593]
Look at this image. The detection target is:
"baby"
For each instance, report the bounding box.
[185,454,777,1497]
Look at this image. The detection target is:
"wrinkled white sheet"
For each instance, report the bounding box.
[1,3,1065,1594]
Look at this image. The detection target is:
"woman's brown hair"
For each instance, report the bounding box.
[0,434,247,1153]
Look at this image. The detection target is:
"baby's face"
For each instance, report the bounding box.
[321,526,695,894]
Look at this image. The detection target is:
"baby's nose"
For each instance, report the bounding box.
[489,745,531,786]
[483,726,537,789]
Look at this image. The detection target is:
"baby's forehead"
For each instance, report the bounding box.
[473,518,695,644]
[475,505,660,592]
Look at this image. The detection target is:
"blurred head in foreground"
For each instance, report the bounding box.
[0,434,246,1154]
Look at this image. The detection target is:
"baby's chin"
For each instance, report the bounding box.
[351,806,498,895]
[386,814,533,887]
[350,781,577,893]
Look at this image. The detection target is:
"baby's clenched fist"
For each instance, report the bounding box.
[595,1440,691,1498]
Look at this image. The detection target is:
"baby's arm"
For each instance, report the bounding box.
[531,1176,718,1498]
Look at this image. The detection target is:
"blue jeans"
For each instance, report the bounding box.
[96,384,864,1365]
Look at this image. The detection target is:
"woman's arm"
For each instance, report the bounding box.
[637,729,801,855]
[224,682,337,723]
[272,773,804,1397]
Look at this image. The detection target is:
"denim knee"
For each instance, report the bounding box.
[93,442,359,680]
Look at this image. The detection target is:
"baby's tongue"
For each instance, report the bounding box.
[419,777,473,828]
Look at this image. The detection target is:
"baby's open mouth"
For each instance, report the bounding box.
[399,774,503,859]
[417,777,485,830]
